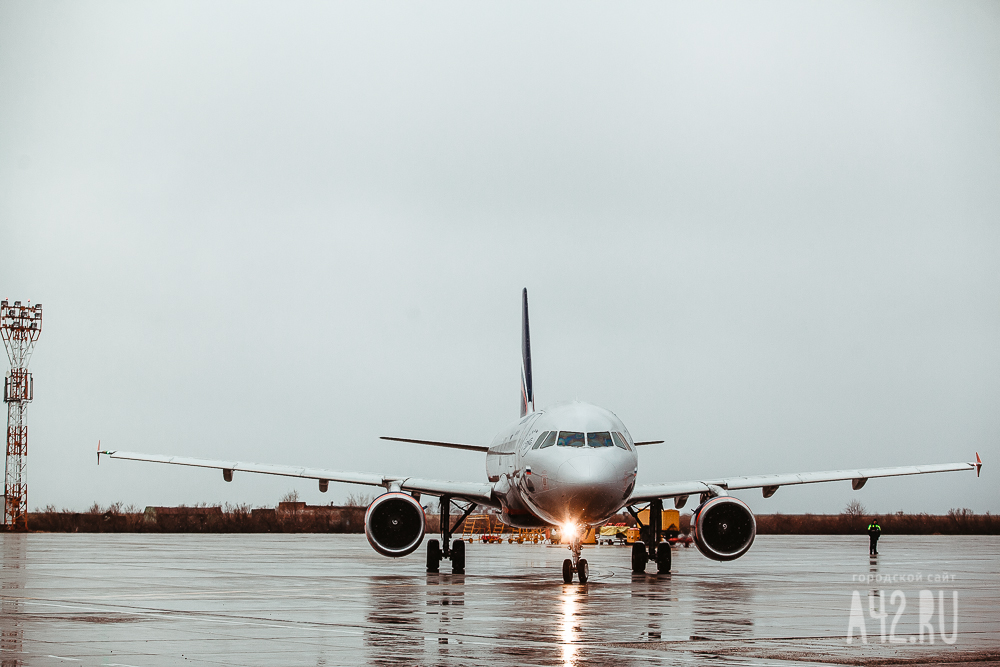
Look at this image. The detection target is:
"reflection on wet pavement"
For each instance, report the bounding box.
[365,576,420,666]
[1,535,25,667]
[0,534,997,666]
[691,580,753,640]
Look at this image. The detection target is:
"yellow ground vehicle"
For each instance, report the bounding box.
[598,524,629,544]
[462,514,532,543]
[506,527,547,543]
[626,508,680,543]
[460,514,490,542]
[481,515,505,543]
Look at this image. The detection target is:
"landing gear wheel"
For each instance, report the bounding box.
[631,541,648,573]
[562,558,574,584]
[426,539,441,573]
[451,539,465,574]
[656,543,671,574]
[577,558,589,583]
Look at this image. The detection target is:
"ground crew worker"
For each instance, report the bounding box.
[867,519,881,555]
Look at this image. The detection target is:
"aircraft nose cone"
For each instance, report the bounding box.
[551,456,622,522]
[557,456,614,486]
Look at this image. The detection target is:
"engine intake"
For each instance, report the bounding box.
[365,492,426,557]
[691,496,756,561]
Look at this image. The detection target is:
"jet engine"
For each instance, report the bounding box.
[691,496,756,561]
[364,492,426,557]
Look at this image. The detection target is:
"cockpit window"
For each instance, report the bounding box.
[533,431,557,450]
[587,432,614,447]
[557,431,585,447]
[611,432,630,450]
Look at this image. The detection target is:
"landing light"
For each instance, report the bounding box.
[560,522,579,540]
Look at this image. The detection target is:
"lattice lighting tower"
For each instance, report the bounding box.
[1,300,42,531]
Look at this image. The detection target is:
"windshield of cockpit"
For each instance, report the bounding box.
[556,431,585,447]
[530,430,632,449]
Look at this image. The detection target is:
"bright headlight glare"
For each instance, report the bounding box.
[561,522,579,539]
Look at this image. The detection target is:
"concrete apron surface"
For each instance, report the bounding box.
[1,533,997,667]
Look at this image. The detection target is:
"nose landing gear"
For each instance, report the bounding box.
[562,535,589,583]
[427,495,477,575]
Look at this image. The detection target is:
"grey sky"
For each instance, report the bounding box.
[1,1,997,515]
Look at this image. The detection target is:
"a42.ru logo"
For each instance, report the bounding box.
[847,590,958,644]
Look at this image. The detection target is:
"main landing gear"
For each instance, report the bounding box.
[426,495,478,575]
[627,498,671,574]
[562,534,589,584]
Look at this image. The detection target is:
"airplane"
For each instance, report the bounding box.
[99,289,983,583]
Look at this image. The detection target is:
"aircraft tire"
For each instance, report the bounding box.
[451,539,465,574]
[631,542,648,573]
[562,559,573,584]
[656,543,671,574]
[426,539,441,573]
[577,559,589,583]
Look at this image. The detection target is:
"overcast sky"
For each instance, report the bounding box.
[1,1,997,515]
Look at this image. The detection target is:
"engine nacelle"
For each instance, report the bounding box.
[364,492,426,558]
[691,496,756,561]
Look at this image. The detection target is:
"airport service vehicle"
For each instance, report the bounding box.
[100,290,983,583]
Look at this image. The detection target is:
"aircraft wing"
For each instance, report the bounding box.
[628,454,982,505]
[101,450,499,507]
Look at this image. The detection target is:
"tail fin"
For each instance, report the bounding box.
[520,288,534,417]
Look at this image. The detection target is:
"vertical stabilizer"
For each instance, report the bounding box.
[520,288,534,417]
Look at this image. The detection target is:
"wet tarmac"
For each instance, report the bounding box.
[1,533,997,666]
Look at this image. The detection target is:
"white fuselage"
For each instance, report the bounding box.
[485,401,639,529]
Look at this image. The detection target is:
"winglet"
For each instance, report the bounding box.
[97,441,114,465]
[975,452,982,477]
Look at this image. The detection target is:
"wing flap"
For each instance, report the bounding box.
[105,450,498,506]
[629,458,979,505]
[628,481,711,503]
[397,477,495,501]
[379,437,489,453]
[718,462,976,491]
[108,451,386,485]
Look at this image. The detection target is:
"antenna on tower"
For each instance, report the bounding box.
[1,300,42,531]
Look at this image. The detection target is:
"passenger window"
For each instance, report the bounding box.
[534,431,557,450]
[587,432,614,447]
[557,431,585,447]
[612,432,629,450]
